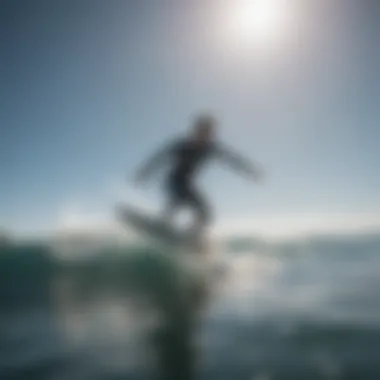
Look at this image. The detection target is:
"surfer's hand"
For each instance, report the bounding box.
[252,166,265,183]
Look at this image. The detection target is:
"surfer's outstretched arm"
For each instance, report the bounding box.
[135,142,174,182]
[216,144,264,181]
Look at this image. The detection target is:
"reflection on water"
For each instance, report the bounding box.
[2,235,380,379]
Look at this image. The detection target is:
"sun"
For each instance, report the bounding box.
[231,0,287,45]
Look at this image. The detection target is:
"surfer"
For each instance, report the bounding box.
[134,114,264,240]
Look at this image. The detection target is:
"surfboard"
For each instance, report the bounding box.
[116,204,190,246]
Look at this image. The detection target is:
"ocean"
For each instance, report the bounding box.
[1,232,380,380]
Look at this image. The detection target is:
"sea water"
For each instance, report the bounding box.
[1,233,380,380]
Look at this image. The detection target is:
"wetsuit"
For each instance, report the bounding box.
[138,138,255,231]
[166,139,216,226]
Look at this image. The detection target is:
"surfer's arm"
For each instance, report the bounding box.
[135,142,174,181]
[216,144,264,181]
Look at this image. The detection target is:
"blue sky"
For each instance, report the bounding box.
[2,0,380,236]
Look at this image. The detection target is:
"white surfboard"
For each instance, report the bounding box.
[116,204,190,246]
[116,204,220,295]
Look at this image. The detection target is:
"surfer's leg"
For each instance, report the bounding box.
[186,187,211,235]
[162,176,185,225]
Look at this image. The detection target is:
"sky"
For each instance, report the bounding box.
[1,0,380,237]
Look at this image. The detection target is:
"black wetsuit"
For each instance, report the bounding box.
[166,139,216,225]
[139,138,254,230]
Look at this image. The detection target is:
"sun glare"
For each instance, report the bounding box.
[231,0,287,45]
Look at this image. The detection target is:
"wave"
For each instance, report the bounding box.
[2,232,380,379]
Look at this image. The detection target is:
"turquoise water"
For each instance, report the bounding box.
[1,234,380,380]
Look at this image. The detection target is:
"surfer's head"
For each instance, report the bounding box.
[192,113,216,143]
